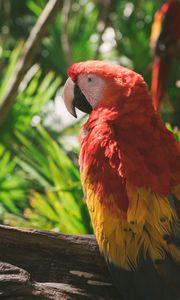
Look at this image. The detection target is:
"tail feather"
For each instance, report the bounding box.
[105,254,180,300]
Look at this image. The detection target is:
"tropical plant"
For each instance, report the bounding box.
[0,0,179,235]
[0,144,28,217]
[0,42,62,142]
[10,125,92,233]
[0,41,92,233]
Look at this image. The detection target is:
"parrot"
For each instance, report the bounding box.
[150,0,180,111]
[63,60,180,300]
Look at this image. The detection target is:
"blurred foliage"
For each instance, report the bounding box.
[6,125,91,233]
[0,0,179,233]
[0,144,28,216]
[0,42,62,142]
[0,38,91,233]
[1,0,179,121]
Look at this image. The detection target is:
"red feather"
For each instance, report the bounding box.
[68,61,180,207]
[151,0,180,110]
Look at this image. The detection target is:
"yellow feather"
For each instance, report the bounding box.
[126,183,148,225]
[82,169,180,270]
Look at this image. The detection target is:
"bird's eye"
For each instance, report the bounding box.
[88,77,92,82]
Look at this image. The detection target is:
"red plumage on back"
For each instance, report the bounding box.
[150,0,180,110]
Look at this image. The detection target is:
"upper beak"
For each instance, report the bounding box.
[63,77,92,118]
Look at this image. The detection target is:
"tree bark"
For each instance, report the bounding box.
[0,0,62,126]
[0,225,120,299]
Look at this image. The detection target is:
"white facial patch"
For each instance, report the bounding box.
[77,73,106,108]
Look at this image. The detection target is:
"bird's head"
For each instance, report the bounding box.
[63,60,152,118]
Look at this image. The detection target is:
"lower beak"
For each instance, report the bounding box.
[63,77,92,118]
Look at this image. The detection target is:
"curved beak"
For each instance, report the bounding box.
[63,77,77,118]
[63,77,92,118]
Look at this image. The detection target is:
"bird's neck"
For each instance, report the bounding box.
[84,99,155,132]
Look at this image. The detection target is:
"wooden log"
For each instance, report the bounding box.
[0,225,121,299]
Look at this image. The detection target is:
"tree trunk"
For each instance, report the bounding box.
[0,225,121,299]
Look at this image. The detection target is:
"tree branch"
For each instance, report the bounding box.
[61,0,73,67]
[94,0,112,59]
[0,0,62,126]
[0,225,120,299]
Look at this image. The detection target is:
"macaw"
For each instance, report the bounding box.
[150,0,180,111]
[63,60,180,300]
